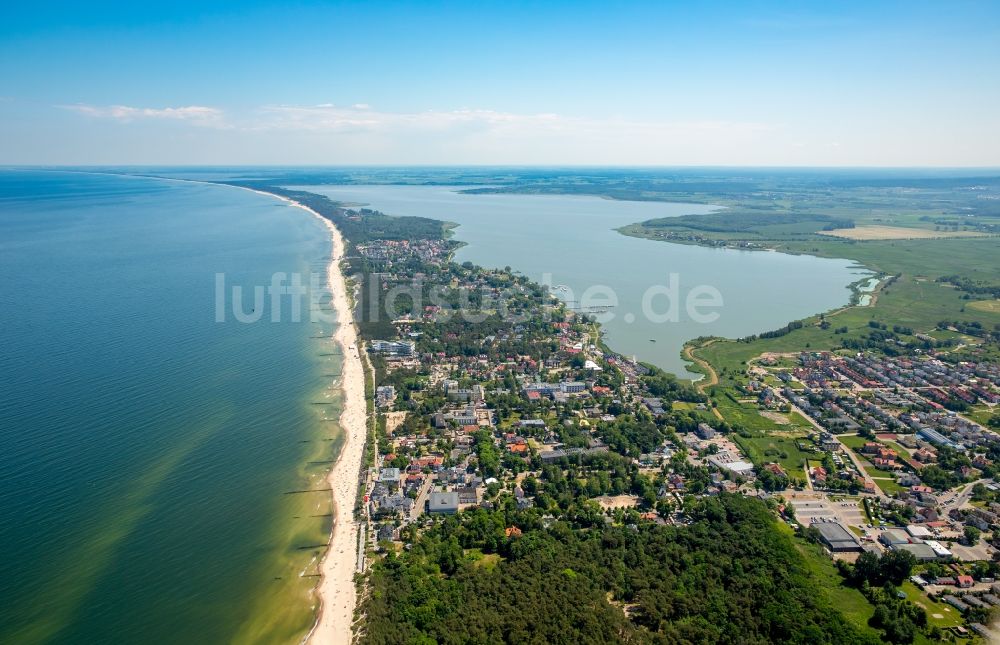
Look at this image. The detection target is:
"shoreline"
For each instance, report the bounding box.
[38,170,369,643]
[243,188,367,645]
[46,170,859,382]
[0,171,370,644]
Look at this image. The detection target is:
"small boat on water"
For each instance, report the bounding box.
[649,339,656,342]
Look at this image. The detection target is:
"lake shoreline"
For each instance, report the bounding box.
[294,183,865,380]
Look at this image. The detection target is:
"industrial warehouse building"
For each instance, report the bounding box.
[814,521,863,552]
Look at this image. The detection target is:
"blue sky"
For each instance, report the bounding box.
[2,1,998,165]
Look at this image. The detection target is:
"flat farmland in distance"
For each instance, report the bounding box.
[968,299,1000,314]
[819,225,989,240]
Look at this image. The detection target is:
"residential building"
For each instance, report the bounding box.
[370,339,416,356]
[428,491,460,514]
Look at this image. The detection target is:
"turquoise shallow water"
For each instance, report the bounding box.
[0,171,338,643]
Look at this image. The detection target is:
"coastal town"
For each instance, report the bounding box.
[326,202,1000,643]
[8,2,1000,643]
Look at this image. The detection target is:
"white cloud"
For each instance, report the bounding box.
[239,105,776,165]
[59,103,225,126]
[254,104,565,134]
[56,101,772,146]
[250,103,768,138]
[50,101,784,164]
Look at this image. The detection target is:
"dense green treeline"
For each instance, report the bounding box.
[224,183,449,245]
[640,212,855,235]
[360,495,877,644]
[224,183,456,342]
[938,274,1000,299]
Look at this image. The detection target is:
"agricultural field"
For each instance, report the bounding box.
[968,299,1000,314]
[819,225,988,240]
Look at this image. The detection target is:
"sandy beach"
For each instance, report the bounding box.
[308,210,367,645]
[247,190,368,645]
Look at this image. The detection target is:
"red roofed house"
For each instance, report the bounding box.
[861,442,882,455]
[764,463,787,478]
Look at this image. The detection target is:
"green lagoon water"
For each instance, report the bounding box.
[0,171,342,643]
[297,184,869,378]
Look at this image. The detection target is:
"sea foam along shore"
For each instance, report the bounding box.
[245,189,367,645]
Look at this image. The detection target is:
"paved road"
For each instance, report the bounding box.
[939,478,991,516]
[409,476,434,522]
[357,524,366,573]
[778,393,887,500]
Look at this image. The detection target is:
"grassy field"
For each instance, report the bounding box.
[867,474,907,496]
[899,581,966,630]
[784,526,880,639]
[465,548,503,571]
[692,247,1000,388]
[788,542,948,645]
[839,434,869,451]
[732,433,812,480]
[715,397,787,432]
[696,393,817,480]
[787,410,812,426]
[780,236,1000,281]
[968,299,1000,314]
[964,405,998,426]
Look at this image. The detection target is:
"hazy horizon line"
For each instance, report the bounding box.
[5,164,1000,172]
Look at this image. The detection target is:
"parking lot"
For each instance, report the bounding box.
[790,498,836,525]
[787,493,867,530]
